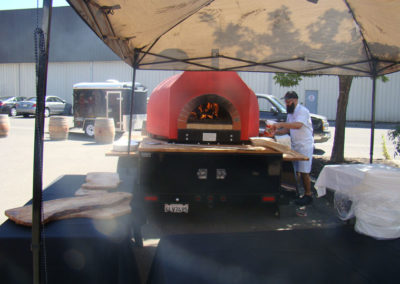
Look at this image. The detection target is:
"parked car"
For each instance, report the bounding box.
[0,96,27,116]
[15,96,72,117]
[256,94,331,143]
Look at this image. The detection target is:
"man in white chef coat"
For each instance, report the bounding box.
[272,91,314,206]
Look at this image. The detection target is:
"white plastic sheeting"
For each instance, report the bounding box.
[315,164,400,239]
[352,170,400,240]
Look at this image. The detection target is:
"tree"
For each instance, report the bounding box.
[388,126,400,158]
[330,75,353,162]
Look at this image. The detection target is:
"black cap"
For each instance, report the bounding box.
[282,91,298,100]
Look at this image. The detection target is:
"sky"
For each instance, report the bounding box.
[0,0,69,10]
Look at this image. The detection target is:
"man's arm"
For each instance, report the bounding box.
[270,121,303,136]
[275,121,303,130]
[274,127,289,136]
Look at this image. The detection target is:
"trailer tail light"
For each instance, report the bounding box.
[144,195,158,202]
[262,196,276,202]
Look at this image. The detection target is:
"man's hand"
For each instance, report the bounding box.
[271,123,290,136]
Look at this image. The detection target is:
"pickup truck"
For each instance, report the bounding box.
[257,94,331,143]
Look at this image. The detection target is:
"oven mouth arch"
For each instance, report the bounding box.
[177,94,241,131]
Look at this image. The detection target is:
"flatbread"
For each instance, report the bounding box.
[82,172,121,189]
[75,187,109,196]
[5,192,132,226]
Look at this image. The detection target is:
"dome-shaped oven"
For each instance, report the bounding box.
[146,71,259,143]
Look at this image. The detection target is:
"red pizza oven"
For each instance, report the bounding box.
[146,71,259,144]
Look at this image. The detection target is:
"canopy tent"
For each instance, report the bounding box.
[32,1,400,282]
[66,0,400,76]
[64,0,400,161]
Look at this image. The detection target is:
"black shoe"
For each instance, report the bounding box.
[295,195,313,206]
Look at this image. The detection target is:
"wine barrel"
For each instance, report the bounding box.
[48,116,69,140]
[94,117,115,144]
[0,114,10,137]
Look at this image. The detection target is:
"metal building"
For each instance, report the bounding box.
[0,7,399,122]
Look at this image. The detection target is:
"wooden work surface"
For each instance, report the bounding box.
[250,137,309,161]
[106,150,139,157]
[106,137,308,161]
[138,137,281,155]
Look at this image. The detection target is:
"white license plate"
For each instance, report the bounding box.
[164,203,189,213]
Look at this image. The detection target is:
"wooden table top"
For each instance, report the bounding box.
[106,136,309,161]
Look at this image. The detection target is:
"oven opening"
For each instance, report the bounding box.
[188,102,232,123]
[185,94,234,131]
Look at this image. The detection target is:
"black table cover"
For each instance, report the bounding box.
[148,226,400,284]
[0,175,141,284]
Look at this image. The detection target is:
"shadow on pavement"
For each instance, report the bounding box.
[68,132,94,142]
[313,148,326,155]
[44,131,124,145]
[133,196,343,283]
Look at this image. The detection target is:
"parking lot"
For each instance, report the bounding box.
[0,116,119,224]
[1,115,399,282]
[1,116,398,225]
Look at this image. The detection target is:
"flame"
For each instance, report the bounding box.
[191,102,220,120]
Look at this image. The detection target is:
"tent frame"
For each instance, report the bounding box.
[32,0,399,282]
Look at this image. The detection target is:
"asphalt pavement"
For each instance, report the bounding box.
[1,116,399,283]
[314,123,398,162]
[1,116,398,226]
[0,116,119,225]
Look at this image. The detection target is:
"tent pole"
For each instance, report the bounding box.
[369,74,377,164]
[127,49,140,154]
[33,1,52,284]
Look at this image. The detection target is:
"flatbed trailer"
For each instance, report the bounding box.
[109,137,308,219]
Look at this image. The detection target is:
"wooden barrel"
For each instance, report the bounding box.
[0,114,10,137]
[49,116,69,140]
[94,117,115,144]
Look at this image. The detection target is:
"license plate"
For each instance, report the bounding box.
[164,203,189,213]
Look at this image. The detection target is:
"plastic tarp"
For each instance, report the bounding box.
[66,0,400,76]
[352,170,400,239]
[315,164,400,239]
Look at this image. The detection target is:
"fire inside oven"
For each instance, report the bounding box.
[188,98,231,124]
[178,94,240,143]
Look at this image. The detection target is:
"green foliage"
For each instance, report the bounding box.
[378,75,389,83]
[273,73,304,87]
[273,73,389,88]
[381,134,391,160]
[388,126,400,158]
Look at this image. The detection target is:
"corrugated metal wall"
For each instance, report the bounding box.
[267,75,339,119]
[1,61,399,122]
[0,64,19,98]
[19,63,36,98]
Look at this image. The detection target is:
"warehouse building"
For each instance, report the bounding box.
[0,7,399,122]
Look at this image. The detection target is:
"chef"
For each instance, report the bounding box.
[272,91,314,206]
